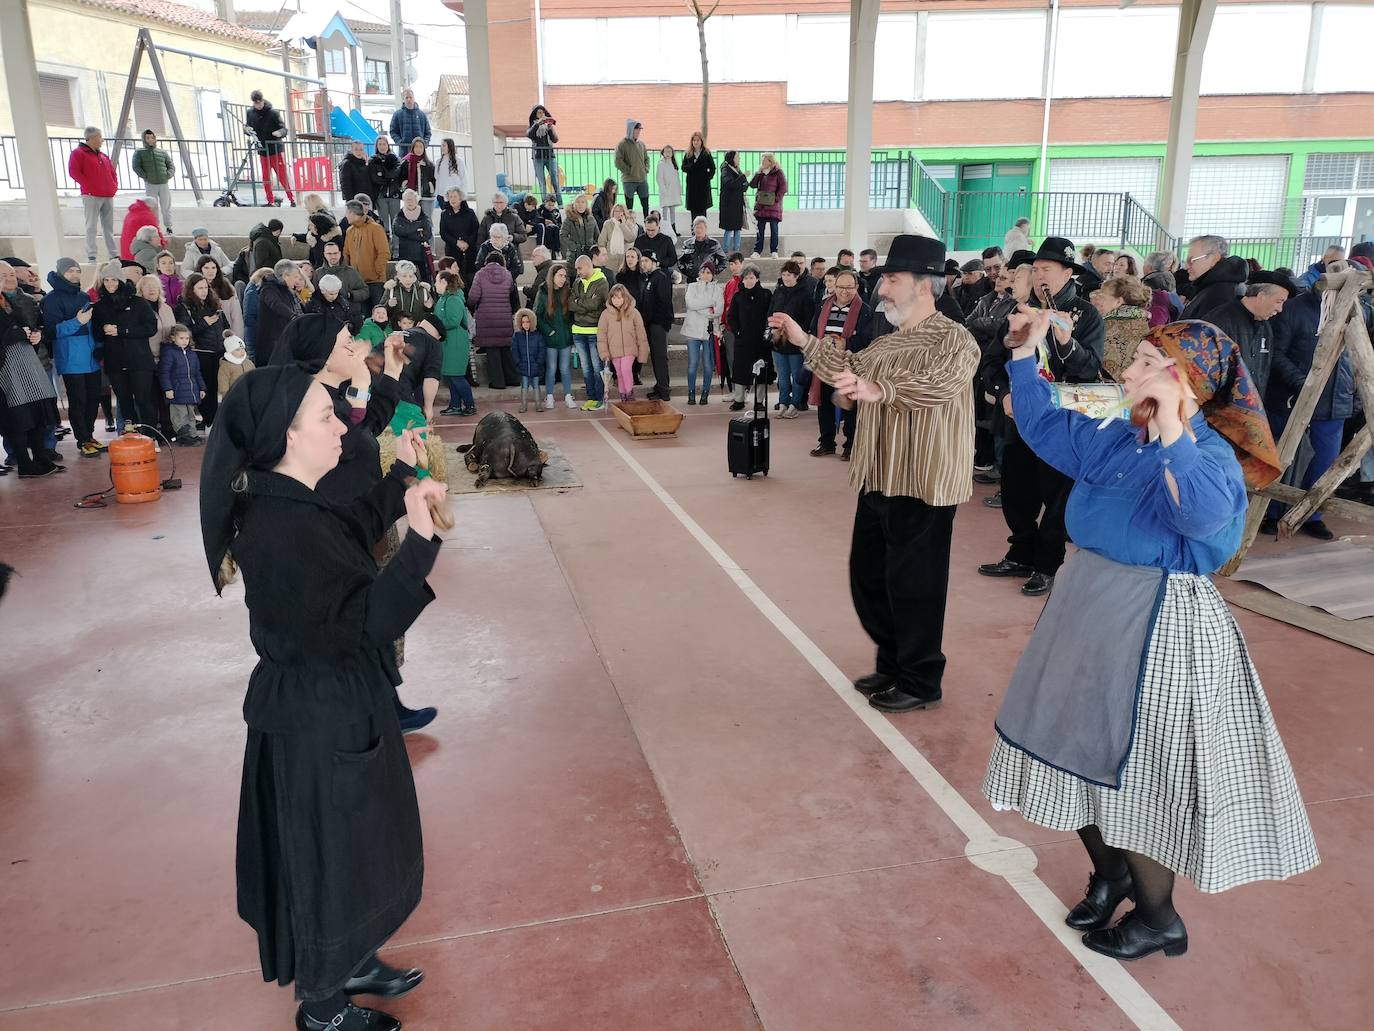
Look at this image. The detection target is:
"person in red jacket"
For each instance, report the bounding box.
[119,199,164,264]
[69,127,119,262]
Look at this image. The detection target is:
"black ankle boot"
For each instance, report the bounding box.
[295,1001,401,1029]
[1082,909,1188,961]
[1065,870,1134,931]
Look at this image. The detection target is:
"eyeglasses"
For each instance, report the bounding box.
[1186,252,1216,266]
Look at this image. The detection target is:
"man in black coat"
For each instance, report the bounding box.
[809,269,874,459]
[634,252,675,401]
[1180,235,1248,318]
[243,90,294,207]
[979,237,1104,597]
[952,258,992,314]
[255,261,304,366]
[338,140,372,206]
[635,214,679,280]
[676,217,725,283]
[1202,272,1291,398]
[399,315,445,418]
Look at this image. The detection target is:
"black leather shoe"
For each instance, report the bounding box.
[1021,572,1054,596]
[868,686,941,712]
[973,468,1000,485]
[1300,521,1335,541]
[853,673,894,697]
[295,1002,401,1030]
[345,962,424,999]
[1082,910,1188,961]
[978,557,1032,578]
[809,446,836,457]
[1065,871,1134,931]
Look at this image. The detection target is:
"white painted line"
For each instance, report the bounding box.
[591,420,1181,1031]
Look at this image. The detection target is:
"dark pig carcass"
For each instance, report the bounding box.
[455,411,549,488]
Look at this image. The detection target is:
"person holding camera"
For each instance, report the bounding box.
[527,105,561,198]
[244,91,295,208]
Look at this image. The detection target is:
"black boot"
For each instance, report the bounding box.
[295,1002,401,1030]
[1065,870,1134,931]
[852,673,894,697]
[1082,910,1188,961]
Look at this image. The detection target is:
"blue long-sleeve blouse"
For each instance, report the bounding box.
[1007,355,1247,573]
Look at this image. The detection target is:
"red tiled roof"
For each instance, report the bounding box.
[436,74,470,96]
[75,0,278,47]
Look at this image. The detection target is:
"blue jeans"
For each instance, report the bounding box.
[546,346,572,398]
[754,218,780,255]
[622,179,649,218]
[573,334,604,401]
[773,351,803,406]
[686,338,714,396]
[1266,413,1343,523]
[721,229,741,255]
[445,375,474,410]
[532,154,560,198]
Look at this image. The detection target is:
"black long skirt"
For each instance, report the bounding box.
[237,704,423,1000]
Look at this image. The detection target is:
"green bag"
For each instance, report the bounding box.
[756,190,776,206]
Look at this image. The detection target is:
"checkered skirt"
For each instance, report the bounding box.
[983,572,1320,894]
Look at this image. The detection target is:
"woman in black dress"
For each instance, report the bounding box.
[718,151,747,257]
[200,363,445,1030]
[725,264,773,410]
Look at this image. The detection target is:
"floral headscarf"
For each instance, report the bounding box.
[1145,321,1282,490]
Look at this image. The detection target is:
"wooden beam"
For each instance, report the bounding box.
[142,30,204,204]
[1260,480,1374,525]
[1220,268,1368,574]
[108,31,146,167]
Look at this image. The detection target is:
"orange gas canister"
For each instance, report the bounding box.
[109,432,161,504]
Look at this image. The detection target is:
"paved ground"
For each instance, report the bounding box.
[1,397,1369,1030]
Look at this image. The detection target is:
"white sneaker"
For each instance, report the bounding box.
[545,395,555,411]
[565,394,579,410]
[782,405,795,418]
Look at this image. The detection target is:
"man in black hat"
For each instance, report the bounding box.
[1203,271,1292,397]
[978,236,1104,597]
[937,258,967,324]
[770,234,980,713]
[953,258,991,314]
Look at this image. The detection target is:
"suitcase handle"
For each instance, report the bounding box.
[752,359,768,415]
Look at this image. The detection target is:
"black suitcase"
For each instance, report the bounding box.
[728,364,770,480]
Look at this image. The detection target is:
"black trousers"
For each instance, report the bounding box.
[62,371,102,444]
[647,323,670,398]
[107,369,160,433]
[1000,432,1072,575]
[11,424,51,474]
[973,384,996,467]
[817,383,857,452]
[483,347,520,389]
[197,350,220,426]
[850,491,956,698]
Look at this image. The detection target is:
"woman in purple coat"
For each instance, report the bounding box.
[748,152,788,259]
[467,252,521,389]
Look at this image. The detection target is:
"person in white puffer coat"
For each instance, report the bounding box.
[681,259,724,405]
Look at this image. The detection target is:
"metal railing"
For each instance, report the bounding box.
[497,144,918,211]
[0,136,473,207]
[1221,235,1366,273]
[913,160,949,240]
[1122,194,1179,257]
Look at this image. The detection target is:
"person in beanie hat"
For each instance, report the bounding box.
[132,129,176,233]
[42,257,105,457]
[978,235,1104,597]
[769,234,980,713]
[217,333,255,400]
[182,227,232,276]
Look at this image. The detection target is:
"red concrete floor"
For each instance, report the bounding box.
[1,403,1369,1030]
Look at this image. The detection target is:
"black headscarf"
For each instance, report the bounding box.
[200,363,314,593]
[269,312,343,369]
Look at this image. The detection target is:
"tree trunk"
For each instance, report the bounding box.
[697,13,710,140]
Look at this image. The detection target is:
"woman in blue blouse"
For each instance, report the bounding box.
[983,318,1319,961]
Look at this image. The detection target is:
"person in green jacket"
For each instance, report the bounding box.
[569,255,608,410]
[561,194,599,269]
[357,304,390,348]
[614,118,649,220]
[435,270,476,416]
[132,129,176,233]
[535,263,576,410]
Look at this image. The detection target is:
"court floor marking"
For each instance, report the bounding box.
[590,420,1180,1031]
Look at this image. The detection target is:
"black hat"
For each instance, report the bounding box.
[874,235,948,276]
[1031,236,1083,273]
[1006,249,1037,269]
[960,258,985,274]
[1248,270,1297,298]
[944,258,961,276]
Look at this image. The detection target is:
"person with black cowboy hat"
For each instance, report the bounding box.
[978,236,1104,597]
[1201,269,1293,397]
[938,258,967,324]
[770,234,980,713]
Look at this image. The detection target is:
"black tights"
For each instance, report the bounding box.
[1077,824,1177,927]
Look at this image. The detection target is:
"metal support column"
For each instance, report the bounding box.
[842,0,880,253]
[1,0,65,272]
[465,0,497,201]
[1159,0,1218,238]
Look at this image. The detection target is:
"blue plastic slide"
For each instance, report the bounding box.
[329,107,379,145]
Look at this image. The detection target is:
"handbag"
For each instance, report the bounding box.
[756,190,776,206]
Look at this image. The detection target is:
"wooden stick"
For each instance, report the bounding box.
[1261,479,1374,526]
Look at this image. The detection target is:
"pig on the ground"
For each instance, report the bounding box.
[455,411,549,488]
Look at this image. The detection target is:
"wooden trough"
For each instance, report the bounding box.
[609,399,685,438]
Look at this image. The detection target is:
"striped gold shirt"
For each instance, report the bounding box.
[802,312,979,505]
